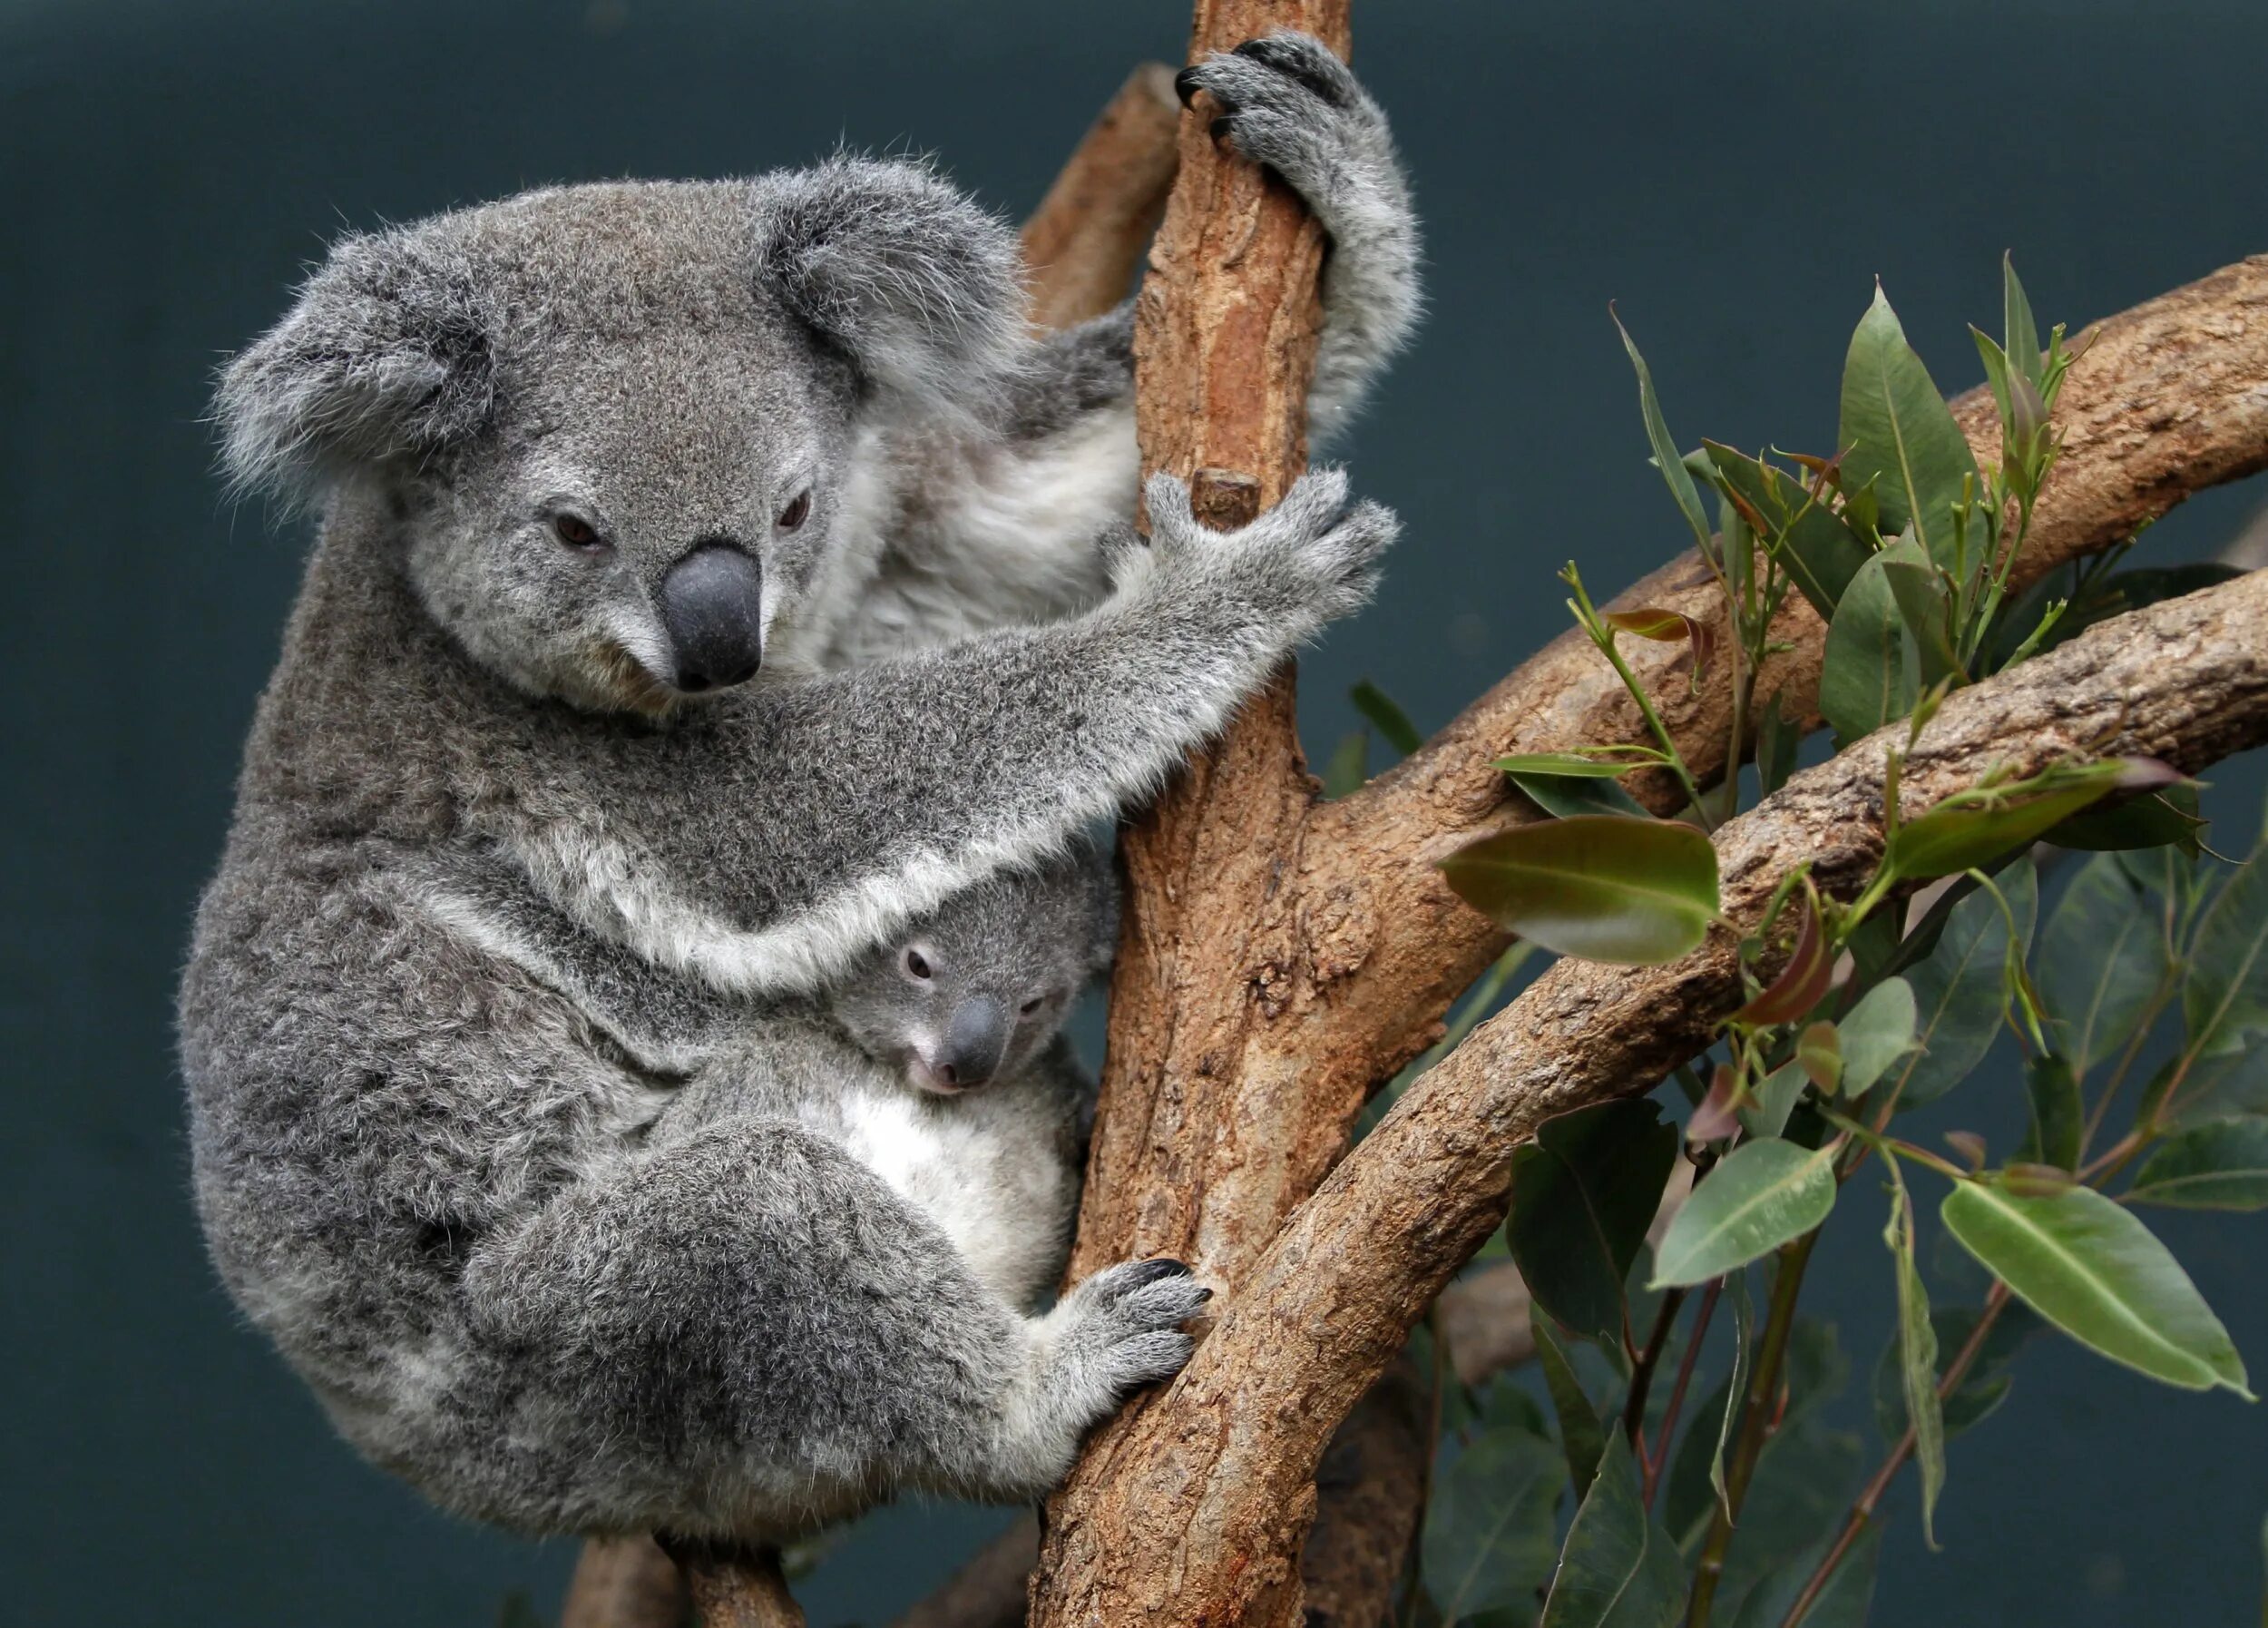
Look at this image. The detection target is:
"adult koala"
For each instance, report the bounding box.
[181,35,1414,1541]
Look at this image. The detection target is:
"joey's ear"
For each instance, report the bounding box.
[754,156,1025,417]
[215,230,499,502]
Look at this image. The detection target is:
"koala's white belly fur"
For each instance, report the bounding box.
[825,1085,1072,1310]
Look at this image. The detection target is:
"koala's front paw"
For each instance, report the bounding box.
[1174,33,1396,240]
[1053,1257,1212,1402]
[1143,467,1401,635]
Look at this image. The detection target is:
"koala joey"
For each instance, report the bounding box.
[181,33,1416,1542]
[829,838,1119,1099]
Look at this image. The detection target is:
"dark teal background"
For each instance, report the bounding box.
[4,1,2263,1623]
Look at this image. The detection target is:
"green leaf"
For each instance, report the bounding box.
[1732,892,1831,1025]
[1534,1311,1608,1497]
[1614,312,1716,557]
[1709,1272,1755,1523]
[1728,1525,1882,1628]
[2129,1120,2268,1211]
[1423,1427,1568,1624]
[1838,977,1919,1098]
[1496,751,1667,780]
[1883,770,2120,884]
[1875,532,1966,684]
[2156,1044,2268,1132]
[2003,253,2042,389]
[2017,1054,2085,1171]
[1755,691,1801,798]
[1441,816,1721,966]
[2184,836,2268,1057]
[1895,858,2038,1110]
[1539,1435,1686,1628]
[1818,549,1915,747]
[1352,679,1423,759]
[1941,1178,2253,1396]
[1321,730,1369,799]
[2048,783,2206,858]
[1869,1302,2038,1447]
[1838,284,1980,565]
[2037,852,2173,1074]
[1704,442,1870,619]
[1510,1101,1680,1342]
[1884,1186,1945,1547]
[1735,1061,1809,1142]
[1713,1412,1862,1618]
[1651,1140,1836,1288]
[1508,771,1654,821]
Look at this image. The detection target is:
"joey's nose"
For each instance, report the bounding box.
[659,543,764,692]
[937,995,1010,1090]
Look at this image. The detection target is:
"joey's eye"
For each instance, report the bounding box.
[552,513,605,552]
[1019,995,1046,1017]
[904,948,932,981]
[776,488,813,531]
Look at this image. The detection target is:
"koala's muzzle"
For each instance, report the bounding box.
[936,995,1010,1091]
[659,543,765,691]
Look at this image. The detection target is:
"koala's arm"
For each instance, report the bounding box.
[494,470,1394,995]
[848,34,1418,648]
[462,1116,1205,1529]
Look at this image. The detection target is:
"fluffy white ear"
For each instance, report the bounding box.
[215,230,500,503]
[754,156,1027,419]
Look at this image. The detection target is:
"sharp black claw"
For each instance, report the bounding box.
[1125,1257,1192,1288]
[1174,65,1200,106]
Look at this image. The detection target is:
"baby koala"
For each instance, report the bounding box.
[829,839,1120,1100]
[814,840,1120,1307]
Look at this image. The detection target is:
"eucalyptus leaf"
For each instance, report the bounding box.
[1539,1435,1685,1628]
[2156,1043,2268,1131]
[1895,858,2037,1111]
[1510,771,1653,820]
[1704,441,1870,618]
[2129,1119,2268,1211]
[1441,816,1721,966]
[1423,1427,1568,1625]
[1728,1525,1882,1628]
[1941,1178,2252,1396]
[1350,679,1422,759]
[1755,691,1801,797]
[1534,1311,1608,1497]
[1615,313,1715,555]
[1885,1187,1945,1546]
[1321,731,1369,799]
[1884,774,2118,884]
[1875,533,1966,684]
[2037,852,2173,1074]
[1736,1059,1810,1141]
[2016,1054,2085,1171]
[1838,285,1980,563]
[2003,253,2042,388]
[1869,1301,2038,1447]
[1651,1140,1836,1288]
[1497,751,1665,780]
[2183,835,2268,1057]
[2049,784,2206,858]
[1819,550,1914,748]
[1838,977,1919,1098]
[1713,1415,1863,1620]
[1510,1101,1680,1342]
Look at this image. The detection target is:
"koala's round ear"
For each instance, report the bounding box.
[754,156,1026,418]
[214,230,499,503]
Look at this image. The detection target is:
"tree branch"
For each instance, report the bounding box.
[1019,64,1184,332]
[1042,564,2268,1624]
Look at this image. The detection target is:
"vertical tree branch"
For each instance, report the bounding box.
[1019,64,1184,332]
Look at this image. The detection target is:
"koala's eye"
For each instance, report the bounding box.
[776,488,813,532]
[1019,994,1046,1017]
[904,947,932,981]
[552,513,606,553]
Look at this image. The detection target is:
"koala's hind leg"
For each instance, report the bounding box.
[457,1117,1203,1535]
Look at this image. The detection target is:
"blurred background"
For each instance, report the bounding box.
[4,0,2263,1622]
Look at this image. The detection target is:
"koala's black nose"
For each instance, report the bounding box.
[938,995,1010,1090]
[659,542,765,692]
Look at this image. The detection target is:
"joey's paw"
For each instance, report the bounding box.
[1174,33,1392,228]
[1061,1257,1212,1396]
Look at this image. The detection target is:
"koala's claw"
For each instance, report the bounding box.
[1173,32,1393,247]
[1229,33,1360,108]
[1062,1257,1213,1397]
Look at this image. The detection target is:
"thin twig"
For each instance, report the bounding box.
[1647,1279,1723,1506]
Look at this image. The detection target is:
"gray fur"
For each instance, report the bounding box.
[183,34,1413,1543]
